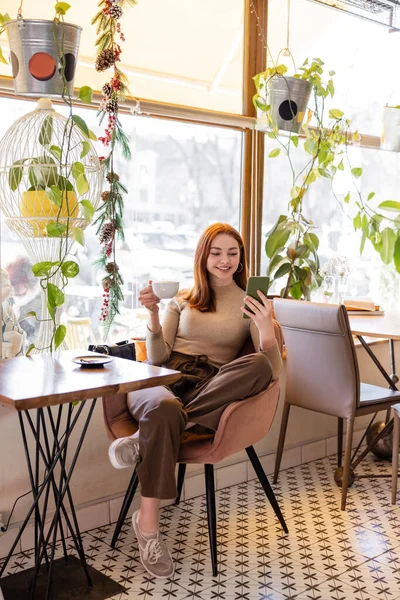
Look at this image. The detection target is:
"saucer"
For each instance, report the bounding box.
[73,355,114,368]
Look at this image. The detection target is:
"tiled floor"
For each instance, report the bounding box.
[2,453,400,599]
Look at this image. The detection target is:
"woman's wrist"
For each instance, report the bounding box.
[148,312,161,334]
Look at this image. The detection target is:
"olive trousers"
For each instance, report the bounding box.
[127,353,273,499]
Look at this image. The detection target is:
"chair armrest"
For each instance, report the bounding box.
[207,379,281,463]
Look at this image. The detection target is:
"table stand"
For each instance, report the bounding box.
[335,336,399,486]
[1,400,97,600]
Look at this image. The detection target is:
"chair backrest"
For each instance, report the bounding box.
[273,299,360,419]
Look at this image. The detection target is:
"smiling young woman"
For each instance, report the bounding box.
[107,222,281,579]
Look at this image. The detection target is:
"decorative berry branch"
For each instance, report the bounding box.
[91,0,136,339]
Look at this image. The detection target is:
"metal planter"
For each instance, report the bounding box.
[266,76,312,133]
[5,19,82,97]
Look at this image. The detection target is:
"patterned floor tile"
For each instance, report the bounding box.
[3,452,400,600]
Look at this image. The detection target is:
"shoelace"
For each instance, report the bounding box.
[142,536,163,564]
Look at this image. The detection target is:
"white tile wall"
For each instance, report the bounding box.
[301,439,326,464]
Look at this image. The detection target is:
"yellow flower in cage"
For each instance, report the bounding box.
[20,189,79,236]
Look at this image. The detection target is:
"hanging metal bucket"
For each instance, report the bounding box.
[381,106,400,152]
[5,19,82,97]
[266,76,312,133]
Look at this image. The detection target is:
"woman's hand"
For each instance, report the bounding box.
[138,280,160,314]
[241,290,275,349]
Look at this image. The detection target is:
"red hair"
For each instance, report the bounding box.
[181,223,248,312]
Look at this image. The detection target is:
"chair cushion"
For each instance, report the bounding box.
[359,383,400,406]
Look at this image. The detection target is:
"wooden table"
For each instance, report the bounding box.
[0,350,181,600]
[348,312,400,390]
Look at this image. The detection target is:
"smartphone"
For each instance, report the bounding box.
[242,276,270,319]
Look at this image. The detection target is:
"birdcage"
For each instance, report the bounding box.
[0,98,103,352]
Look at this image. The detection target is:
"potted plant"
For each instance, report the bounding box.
[254,57,355,299]
[0,3,103,353]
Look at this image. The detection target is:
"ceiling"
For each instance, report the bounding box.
[0,0,244,113]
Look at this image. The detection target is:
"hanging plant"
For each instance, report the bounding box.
[0,2,102,354]
[91,0,136,339]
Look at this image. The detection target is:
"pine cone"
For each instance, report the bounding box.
[99,222,115,244]
[105,98,118,113]
[106,261,119,273]
[102,277,112,290]
[106,172,120,183]
[102,83,113,97]
[101,191,110,202]
[95,48,116,72]
[109,5,123,19]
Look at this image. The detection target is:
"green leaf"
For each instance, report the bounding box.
[380,228,396,264]
[55,2,71,15]
[305,170,317,185]
[291,136,299,148]
[303,232,319,252]
[344,192,350,204]
[338,160,344,171]
[71,115,90,138]
[88,128,97,141]
[80,141,90,159]
[289,281,303,300]
[329,108,344,119]
[54,325,67,349]
[274,262,291,279]
[71,161,85,180]
[46,185,62,207]
[24,311,37,318]
[76,173,89,195]
[78,86,93,104]
[73,227,85,246]
[61,260,80,278]
[47,282,64,308]
[26,343,35,357]
[394,236,400,274]
[9,160,24,191]
[80,199,95,221]
[351,167,363,179]
[265,228,290,259]
[377,200,400,212]
[304,138,316,156]
[32,261,55,277]
[46,222,67,237]
[353,213,361,230]
[295,244,309,258]
[367,192,375,201]
[49,145,62,161]
[39,115,53,146]
[269,148,281,158]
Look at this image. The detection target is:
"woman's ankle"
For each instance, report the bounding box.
[138,511,158,534]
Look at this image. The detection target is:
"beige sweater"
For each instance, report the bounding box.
[146,282,282,380]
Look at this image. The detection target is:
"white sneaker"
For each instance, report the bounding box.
[108,432,139,469]
[132,510,175,579]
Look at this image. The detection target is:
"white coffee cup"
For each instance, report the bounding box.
[152,280,179,299]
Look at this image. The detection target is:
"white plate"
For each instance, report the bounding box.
[73,355,114,368]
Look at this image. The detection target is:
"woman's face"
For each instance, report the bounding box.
[206,233,240,286]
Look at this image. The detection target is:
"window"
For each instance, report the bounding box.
[0,0,244,114]
[262,136,400,310]
[0,96,243,346]
[267,0,400,135]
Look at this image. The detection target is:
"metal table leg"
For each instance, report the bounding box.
[0,398,97,600]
